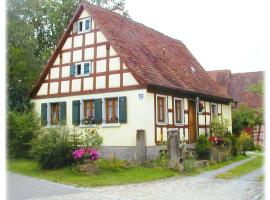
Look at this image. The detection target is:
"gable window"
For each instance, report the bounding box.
[157,95,167,123]
[174,98,184,124]
[211,103,218,118]
[77,18,91,33]
[84,100,95,118]
[71,62,92,77]
[105,98,119,123]
[50,103,60,125]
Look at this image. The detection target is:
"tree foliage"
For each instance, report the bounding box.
[8,0,129,112]
[247,81,264,96]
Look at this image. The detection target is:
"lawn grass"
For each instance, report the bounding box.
[8,159,179,187]
[216,156,263,179]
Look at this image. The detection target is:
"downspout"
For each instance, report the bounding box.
[195,97,199,139]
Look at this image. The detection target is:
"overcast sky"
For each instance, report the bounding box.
[125,0,268,73]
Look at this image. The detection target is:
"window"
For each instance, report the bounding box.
[157,95,167,123]
[73,62,92,77]
[84,100,95,118]
[77,18,91,33]
[211,103,218,117]
[50,103,60,125]
[105,98,119,123]
[174,98,183,124]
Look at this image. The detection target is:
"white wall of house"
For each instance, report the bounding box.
[33,89,158,147]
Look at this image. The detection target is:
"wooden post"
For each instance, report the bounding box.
[136,129,146,165]
[167,129,180,169]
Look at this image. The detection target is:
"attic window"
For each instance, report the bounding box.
[190,67,196,73]
[77,18,91,33]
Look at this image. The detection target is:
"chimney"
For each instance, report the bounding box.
[111,7,124,15]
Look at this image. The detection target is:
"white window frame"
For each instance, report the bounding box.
[77,18,91,34]
[210,103,218,119]
[174,97,184,126]
[74,61,92,77]
[156,94,168,125]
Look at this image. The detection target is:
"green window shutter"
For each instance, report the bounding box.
[72,100,80,125]
[94,99,102,124]
[59,102,66,125]
[84,62,90,74]
[119,96,127,123]
[41,103,47,126]
[70,64,76,76]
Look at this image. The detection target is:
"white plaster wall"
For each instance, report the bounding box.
[123,63,128,69]
[199,128,205,136]
[73,50,82,62]
[84,47,94,60]
[145,92,155,146]
[206,115,211,125]
[109,57,120,71]
[79,10,90,19]
[62,37,72,50]
[45,75,48,80]
[156,127,162,142]
[37,83,48,96]
[50,82,58,94]
[168,96,172,109]
[54,55,60,65]
[83,77,93,90]
[184,114,188,125]
[109,74,120,88]
[163,127,168,141]
[168,112,173,124]
[199,115,205,125]
[96,59,106,73]
[222,103,232,132]
[218,104,222,114]
[123,72,138,86]
[50,68,59,79]
[205,101,210,112]
[61,66,70,78]
[184,98,188,110]
[61,81,69,93]
[96,76,106,89]
[74,35,83,48]
[110,46,117,56]
[71,79,81,92]
[96,31,107,43]
[33,89,151,146]
[62,52,71,64]
[85,33,95,45]
[97,45,107,58]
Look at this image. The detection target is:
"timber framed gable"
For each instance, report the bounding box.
[30,5,142,99]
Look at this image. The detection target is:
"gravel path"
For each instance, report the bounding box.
[8,157,264,200]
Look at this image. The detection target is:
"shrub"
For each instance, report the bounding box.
[238,131,255,154]
[195,135,211,160]
[8,110,42,158]
[183,152,195,173]
[155,149,168,168]
[31,127,73,169]
[210,116,230,137]
[84,128,103,149]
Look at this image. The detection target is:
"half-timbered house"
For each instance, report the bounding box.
[30,2,233,159]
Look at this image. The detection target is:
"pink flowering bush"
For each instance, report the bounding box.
[72,148,100,161]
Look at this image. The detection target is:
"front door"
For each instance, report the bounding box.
[188,100,197,143]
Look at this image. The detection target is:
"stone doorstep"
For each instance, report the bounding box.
[193,160,210,168]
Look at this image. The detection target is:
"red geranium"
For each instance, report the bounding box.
[208,136,224,145]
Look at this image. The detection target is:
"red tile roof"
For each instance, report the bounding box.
[83,3,230,100]
[30,2,231,101]
[208,70,264,108]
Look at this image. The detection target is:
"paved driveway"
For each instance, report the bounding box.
[7,158,264,200]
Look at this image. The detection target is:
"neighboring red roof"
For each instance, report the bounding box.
[208,70,264,108]
[30,2,231,101]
